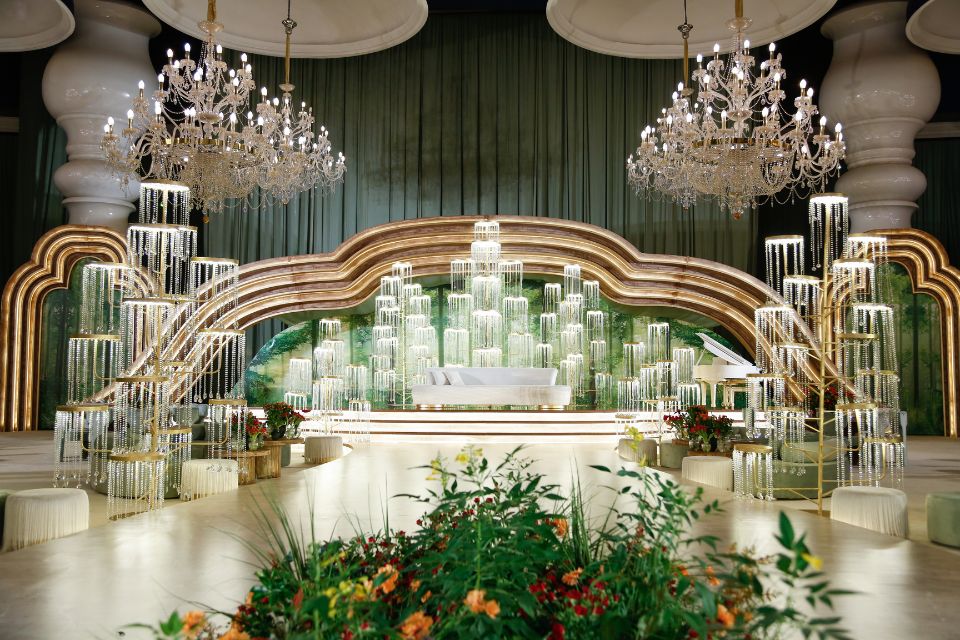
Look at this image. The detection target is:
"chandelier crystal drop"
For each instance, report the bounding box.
[101,0,345,217]
[626,1,845,219]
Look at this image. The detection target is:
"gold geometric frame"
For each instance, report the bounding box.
[1,218,957,436]
[0,225,126,432]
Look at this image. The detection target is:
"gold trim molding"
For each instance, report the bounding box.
[2,219,958,437]
[0,225,126,432]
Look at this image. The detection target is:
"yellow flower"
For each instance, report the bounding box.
[802,553,824,571]
[399,611,433,640]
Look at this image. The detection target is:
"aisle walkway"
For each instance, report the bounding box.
[0,437,959,638]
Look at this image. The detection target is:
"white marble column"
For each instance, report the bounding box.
[41,0,160,231]
[820,1,941,232]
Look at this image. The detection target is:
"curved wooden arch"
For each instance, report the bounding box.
[223,216,776,351]
[883,228,960,438]
[0,225,127,432]
[3,220,957,437]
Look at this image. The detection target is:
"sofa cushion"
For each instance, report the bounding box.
[446,369,465,385]
[452,367,557,386]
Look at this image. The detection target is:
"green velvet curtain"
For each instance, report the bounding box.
[0,50,68,287]
[206,13,758,353]
[915,138,960,265]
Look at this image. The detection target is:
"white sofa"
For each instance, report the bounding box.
[411,367,572,408]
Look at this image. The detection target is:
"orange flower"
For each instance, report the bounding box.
[484,599,501,619]
[421,590,432,604]
[705,565,720,587]
[218,627,251,640]
[410,579,421,592]
[464,589,487,614]
[376,565,399,595]
[562,568,583,586]
[181,611,206,639]
[399,611,434,640]
[550,518,569,538]
[716,603,735,628]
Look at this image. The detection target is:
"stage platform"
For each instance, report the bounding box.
[290,409,748,443]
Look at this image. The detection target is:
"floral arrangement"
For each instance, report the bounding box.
[138,446,849,640]
[262,402,306,440]
[665,405,734,448]
[233,411,266,451]
[818,384,855,413]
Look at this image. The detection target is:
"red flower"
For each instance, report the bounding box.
[549,623,566,640]
[292,588,303,610]
[574,604,588,616]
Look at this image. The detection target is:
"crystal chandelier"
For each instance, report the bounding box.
[101,0,345,217]
[627,0,845,219]
[255,0,346,204]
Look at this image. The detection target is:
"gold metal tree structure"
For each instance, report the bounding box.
[739,193,905,513]
[54,181,247,518]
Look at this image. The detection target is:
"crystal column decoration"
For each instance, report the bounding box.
[647,322,670,362]
[765,235,805,297]
[284,357,313,410]
[55,180,244,515]
[672,347,695,385]
[203,398,247,459]
[808,193,848,271]
[752,193,903,510]
[53,403,111,488]
[733,444,775,501]
[623,343,646,377]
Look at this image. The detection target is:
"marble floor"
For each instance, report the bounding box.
[1,432,959,638]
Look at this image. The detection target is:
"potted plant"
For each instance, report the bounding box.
[665,405,734,452]
[263,402,304,440]
[242,413,267,451]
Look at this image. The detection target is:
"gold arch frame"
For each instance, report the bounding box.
[0,219,956,436]
[0,226,126,432]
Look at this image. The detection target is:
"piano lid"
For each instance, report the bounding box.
[696,332,753,367]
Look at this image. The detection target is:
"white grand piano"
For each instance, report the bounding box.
[692,333,759,408]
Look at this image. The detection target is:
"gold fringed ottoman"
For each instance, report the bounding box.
[304,435,344,464]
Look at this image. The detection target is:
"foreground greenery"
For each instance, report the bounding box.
[140,447,850,639]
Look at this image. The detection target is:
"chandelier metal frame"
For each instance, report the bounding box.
[627,0,846,219]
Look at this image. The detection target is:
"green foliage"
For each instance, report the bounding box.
[139,449,850,640]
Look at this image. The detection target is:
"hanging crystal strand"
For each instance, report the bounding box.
[582,280,601,310]
[677,383,702,407]
[507,332,535,368]
[623,342,646,377]
[451,259,472,295]
[647,322,670,362]
[672,347,695,384]
[563,264,582,298]
[595,372,614,408]
[809,193,848,272]
[543,283,562,315]
[535,342,554,368]
[764,235,805,298]
[503,296,529,334]
[782,275,821,335]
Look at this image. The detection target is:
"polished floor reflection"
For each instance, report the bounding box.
[1,434,959,638]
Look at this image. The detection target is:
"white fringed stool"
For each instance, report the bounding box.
[831,486,909,537]
[179,459,239,501]
[681,456,733,491]
[2,488,89,551]
[617,438,658,465]
[304,435,343,464]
